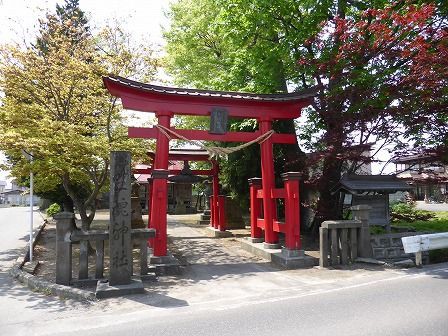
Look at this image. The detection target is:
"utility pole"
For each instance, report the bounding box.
[22,150,34,261]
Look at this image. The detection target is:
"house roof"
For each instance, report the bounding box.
[333,174,413,195]
[3,189,24,195]
[391,152,438,164]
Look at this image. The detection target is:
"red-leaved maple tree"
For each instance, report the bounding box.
[295,1,447,225]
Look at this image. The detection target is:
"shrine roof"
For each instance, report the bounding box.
[105,75,315,102]
[333,174,413,195]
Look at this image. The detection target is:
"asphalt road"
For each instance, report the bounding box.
[36,264,447,336]
[1,206,448,336]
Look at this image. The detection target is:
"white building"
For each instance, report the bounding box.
[2,179,40,206]
[0,180,7,204]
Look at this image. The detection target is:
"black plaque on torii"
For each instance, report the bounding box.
[209,107,228,135]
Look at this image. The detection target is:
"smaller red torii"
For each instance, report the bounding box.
[134,149,226,233]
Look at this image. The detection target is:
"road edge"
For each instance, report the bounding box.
[8,213,97,302]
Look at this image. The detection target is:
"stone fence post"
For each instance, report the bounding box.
[351,205,373,258]
[54,212,76,285]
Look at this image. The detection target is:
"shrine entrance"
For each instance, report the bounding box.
[104,76,314,257]
[134,148,223,223]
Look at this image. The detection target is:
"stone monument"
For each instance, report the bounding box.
[96,151,144,297]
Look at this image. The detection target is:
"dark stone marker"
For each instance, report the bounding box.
[55,212,75,285]
[352,195,389,227]
[209,107,228,134]
[109,151,132,286]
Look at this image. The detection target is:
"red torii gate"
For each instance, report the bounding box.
[103,75,314,257]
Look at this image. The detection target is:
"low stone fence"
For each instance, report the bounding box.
[319,205,373,267]
[55,212,155,286]
[319,220,362,267]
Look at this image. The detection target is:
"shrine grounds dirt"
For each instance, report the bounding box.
[32,210,404,309]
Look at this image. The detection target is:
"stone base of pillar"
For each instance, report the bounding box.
[281,248,304,258]
[263,242,281,249]
[248,237,264,244]
[238,239,318,269]
[149,253,182,276]
[272,251,316,269]
[95,278,144,299]
[204,226,233,238]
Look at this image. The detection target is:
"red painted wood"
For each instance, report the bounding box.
[218,195,226,232]
[250,183,263,239]
[147,179,154,246]
[129,127,297,144]
[150,113,171,257]
[104,78,310,120]
[256,218,265,229]
[256,190,264,199]
[212,161,220,229]
[210,195,216,229]
[134,168,214,176]
[284,178,301,250]
[259,120,278,244]
[148,151,210,161]
[271,188,286,199]
[273,221,286,233]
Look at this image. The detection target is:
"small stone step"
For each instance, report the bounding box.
[22,261,40,275]
[198,219,211,225]
[201,215,211,220]
[203,210,211,216]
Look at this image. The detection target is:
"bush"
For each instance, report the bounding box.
[390,202,435,222]
[46,203,61,217]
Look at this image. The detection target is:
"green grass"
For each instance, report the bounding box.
[393,211,448,233]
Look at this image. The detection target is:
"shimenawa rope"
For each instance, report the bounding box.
[154,124,274,158]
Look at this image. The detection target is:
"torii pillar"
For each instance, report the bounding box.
[149,111,172,257]
[259,118,279,248]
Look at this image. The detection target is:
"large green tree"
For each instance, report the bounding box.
[0,0,156,229]
[165,0,447,226]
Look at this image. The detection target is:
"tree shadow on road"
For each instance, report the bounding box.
[0,249,91,314]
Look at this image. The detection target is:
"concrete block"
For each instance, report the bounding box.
[355,257,386,265]
[238,239,318,269]
[149,254,182,276]
[386,248,399,258]
[148,264,181,276]
[271,252,318,269]
[393,259,415,268]
[391,237,403,247]
[264,242,281,249]
[73,278,101,288]
[370,238,380,248]
[281,248,304,258]
[248,237,264,244]
[373,248,386,259]
[321,220,361,229]
[380,238,389,247]
[95,278,144,299]
[204,226,233,238]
